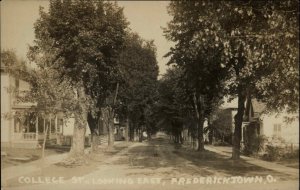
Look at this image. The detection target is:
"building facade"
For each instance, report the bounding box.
[1,66,91,149]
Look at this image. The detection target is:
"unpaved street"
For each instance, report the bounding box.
[4,132,299,190]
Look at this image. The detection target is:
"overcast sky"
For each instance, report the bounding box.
[1,0,173,75]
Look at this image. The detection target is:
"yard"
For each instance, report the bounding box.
[1,146,70,169]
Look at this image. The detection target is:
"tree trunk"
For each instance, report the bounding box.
[91,134,100,152]
[134,128,138,141]
[147,129,151,141]
[129,122,134,141]
[208,131,213,145]
[42,124,49,159]
[208,119,213,145]
[197,118,205,151]
[106,82,119,148]
[179,132,183,144]
[139,128,143,142]
[70,112,87,157]
[107,109,115,148]
[232,90,246,160]
[102,107,115,148]
[87,112,100,152]
[69,86,88,158]
[193,93,205,151]
[125,117,129,142]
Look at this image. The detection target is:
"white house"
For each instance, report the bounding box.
[260,112,299,145]
[1,65,90,149]
[221,97,299,147]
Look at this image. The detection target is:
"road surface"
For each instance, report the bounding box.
[3,132,299,190]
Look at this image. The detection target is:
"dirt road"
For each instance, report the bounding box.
[3,132,299,190]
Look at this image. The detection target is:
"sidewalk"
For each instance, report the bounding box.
[1,147,91,184]
[205,145,299,177]
[1,141,138,190]
[1,141,127,184]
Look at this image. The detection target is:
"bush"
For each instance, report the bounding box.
[243,135,267,156]
[260,136,299,161]
[262,145,285,161]
[213,140,230,146]
[282,146,299,159]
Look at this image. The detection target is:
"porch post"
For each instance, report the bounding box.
[241,125,244,142]
[35,116,38,140]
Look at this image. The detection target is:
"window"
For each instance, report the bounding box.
[273,124,282,137]
[57,118,63,133]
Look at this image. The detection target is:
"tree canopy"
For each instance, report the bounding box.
[164,0,299,158]
[28,0,130,157]
[116,32,159,140]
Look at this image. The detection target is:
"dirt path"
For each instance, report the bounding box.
[3,133,299,190]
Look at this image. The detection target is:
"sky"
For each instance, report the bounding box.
[1,0,173,75]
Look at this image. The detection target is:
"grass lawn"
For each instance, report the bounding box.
[276,158,299,169]
[4,142,132,188]
[1,146,70,169]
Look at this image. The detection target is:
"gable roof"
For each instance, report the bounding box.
[251,99,266,113]
[220,97,238,109]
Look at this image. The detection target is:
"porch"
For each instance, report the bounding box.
[12,112,64,149]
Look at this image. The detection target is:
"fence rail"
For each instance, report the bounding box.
[23,133,36,140]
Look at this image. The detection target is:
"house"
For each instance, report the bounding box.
[114,117,126,141]
[180,118,210,149]
[222,97,299,148]
[1,65,91,149]
[249,99,299,146]
[241,98,265,148]
[210,98,238,144]
[209,107,237,145]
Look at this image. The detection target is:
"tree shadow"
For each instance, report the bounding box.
[173,147,296,180]
[112,138,297,181]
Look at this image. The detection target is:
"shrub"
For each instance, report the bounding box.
[243,135,267,156]
[261,137,299,161]
[282,146,299,159]
[262,145,285,161]
[213,140,230,146]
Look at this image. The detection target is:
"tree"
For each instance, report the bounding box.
[164,1,228,151]
[116,33,159,142]
[1,49,76,158]
[214,0,299,159]
[165,0,299,159]
[204,108,232,145]
[28,0,129,158]
[156,66,192,144]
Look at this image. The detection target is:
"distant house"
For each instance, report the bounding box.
[242,98,265,148]
[244,98,299,146]
[221,97,299,148]
[215,98,239,144]
[209,107,237,144]
[114,117,126,141]
[1,65,91,149]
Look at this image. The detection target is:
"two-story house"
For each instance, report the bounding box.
[1,64,91,149]
[222,97,299,148]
